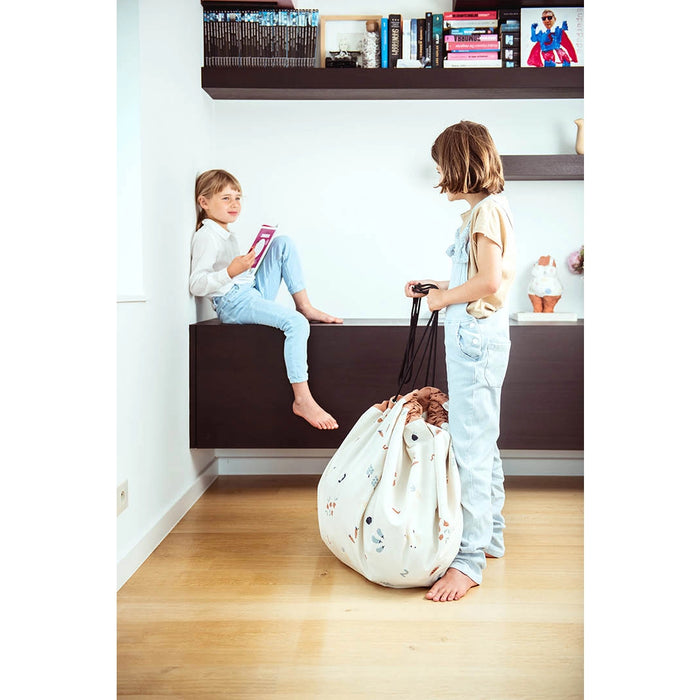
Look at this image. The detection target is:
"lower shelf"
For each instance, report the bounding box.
[190,319,583,450]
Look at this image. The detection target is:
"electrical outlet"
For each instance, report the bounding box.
[117,480,129,516]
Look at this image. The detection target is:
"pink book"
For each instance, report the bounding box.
[249,224,278,270]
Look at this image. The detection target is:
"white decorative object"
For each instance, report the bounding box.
[528,255,563,312]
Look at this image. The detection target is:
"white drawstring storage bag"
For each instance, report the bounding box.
[317,386,462,588]
[317,284,462,588]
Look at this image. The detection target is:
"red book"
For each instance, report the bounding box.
[249,224,277,270]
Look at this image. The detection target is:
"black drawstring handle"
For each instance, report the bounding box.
[395,283,440,399]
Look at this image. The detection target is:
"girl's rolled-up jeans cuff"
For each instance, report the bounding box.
[449,553,484,585]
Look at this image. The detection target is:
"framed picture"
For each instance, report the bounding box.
[320,15,383,68]
[520,7,584,68]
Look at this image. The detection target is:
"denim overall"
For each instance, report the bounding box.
[444,197,512,584]
[212,236,310,384]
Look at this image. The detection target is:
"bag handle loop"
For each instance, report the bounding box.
[395,283,440,399]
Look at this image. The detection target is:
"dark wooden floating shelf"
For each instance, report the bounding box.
[502,154,583,181]
[201,66,583,100]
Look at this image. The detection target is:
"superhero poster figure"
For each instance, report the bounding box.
[527,9,578,67]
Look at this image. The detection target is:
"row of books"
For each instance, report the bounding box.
[380,9,517,69]
[376,7,583,69]
[202,7,584,70]
[203,9,319,67]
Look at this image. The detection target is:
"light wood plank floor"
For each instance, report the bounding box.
[118,475,583,699]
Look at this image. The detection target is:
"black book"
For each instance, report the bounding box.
[388,14,402,68]
[416,18,425,65]
[424,12,433,67]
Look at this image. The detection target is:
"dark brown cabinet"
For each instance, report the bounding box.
[190,319,583,450]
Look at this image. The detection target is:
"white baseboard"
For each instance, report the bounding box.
[216,448,584,477]
[117,459,218,590]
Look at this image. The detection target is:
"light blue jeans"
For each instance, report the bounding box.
[212,235,310,384]
[444,310,510,584]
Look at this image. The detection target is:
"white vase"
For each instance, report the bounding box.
[574,118,584,155]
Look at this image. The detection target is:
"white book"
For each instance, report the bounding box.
[402,19,411,61]
[510,311,578,323]
[444,60,501,68]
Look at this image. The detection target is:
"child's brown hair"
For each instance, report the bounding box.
[194,169,243,230]
[431,120,504,196]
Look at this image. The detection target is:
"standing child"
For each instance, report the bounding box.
[404,121,516,601]
[190,169,343,430]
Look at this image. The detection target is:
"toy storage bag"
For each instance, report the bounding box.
[317,386,462,588]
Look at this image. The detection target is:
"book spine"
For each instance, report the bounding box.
[447,44,500,53]
[448,27,496,36]
[381,17,389,68]
[416,18,425,65]
[444,19,499,29]
[409,18,417,60]
[444,11,498,21]
[445,51,499,60]
[445,34,499,43]
[203,11,210,66]
[402,16,411,61]
[443,59,501,68]
[388,14,402,68]
[432,14,443,68]
[424,12,433,68]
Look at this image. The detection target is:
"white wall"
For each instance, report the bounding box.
[117,0,584,585]
[117,0,215,580]
[209,99,584,320]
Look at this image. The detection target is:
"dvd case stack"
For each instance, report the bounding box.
[203,8,319,67]
[499,9,520,68]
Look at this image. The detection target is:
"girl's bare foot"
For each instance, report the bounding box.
[298,304,343,324]
[291,289,343,324]
[425,567,478,602]
[292,396,338,430]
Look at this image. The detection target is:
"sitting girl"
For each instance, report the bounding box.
[189,169,342,430]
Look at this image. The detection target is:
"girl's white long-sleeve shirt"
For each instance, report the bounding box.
[189,218,254,302]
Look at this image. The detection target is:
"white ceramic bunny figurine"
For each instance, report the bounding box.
[528,255,563,312]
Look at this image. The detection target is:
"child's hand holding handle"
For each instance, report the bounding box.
[404,279,440,298]
[227,249,257,278]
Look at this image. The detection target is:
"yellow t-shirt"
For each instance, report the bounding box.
[461,195,516,319]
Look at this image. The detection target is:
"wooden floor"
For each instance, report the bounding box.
[117,475,583,699]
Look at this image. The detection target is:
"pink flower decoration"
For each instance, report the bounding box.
[567,246,584,275]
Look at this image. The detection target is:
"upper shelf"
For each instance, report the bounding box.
[201,67,584,100]
[502,155,583,181]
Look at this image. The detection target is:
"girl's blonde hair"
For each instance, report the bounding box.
[431,120,504,196]
[194,169,243,230]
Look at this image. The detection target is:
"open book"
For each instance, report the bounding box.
[249,224,277,272]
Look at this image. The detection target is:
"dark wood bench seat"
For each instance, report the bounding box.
[190,318,583,450]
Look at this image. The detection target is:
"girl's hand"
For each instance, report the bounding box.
[426,288,447,312]
[404,279,437,298]
[228,250,257,278]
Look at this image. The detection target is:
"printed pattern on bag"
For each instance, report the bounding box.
[317,388,463,588]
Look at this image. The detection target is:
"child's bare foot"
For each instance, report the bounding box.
[425,567,478,602]
[297,304,343,324]
[292,397,339,430]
